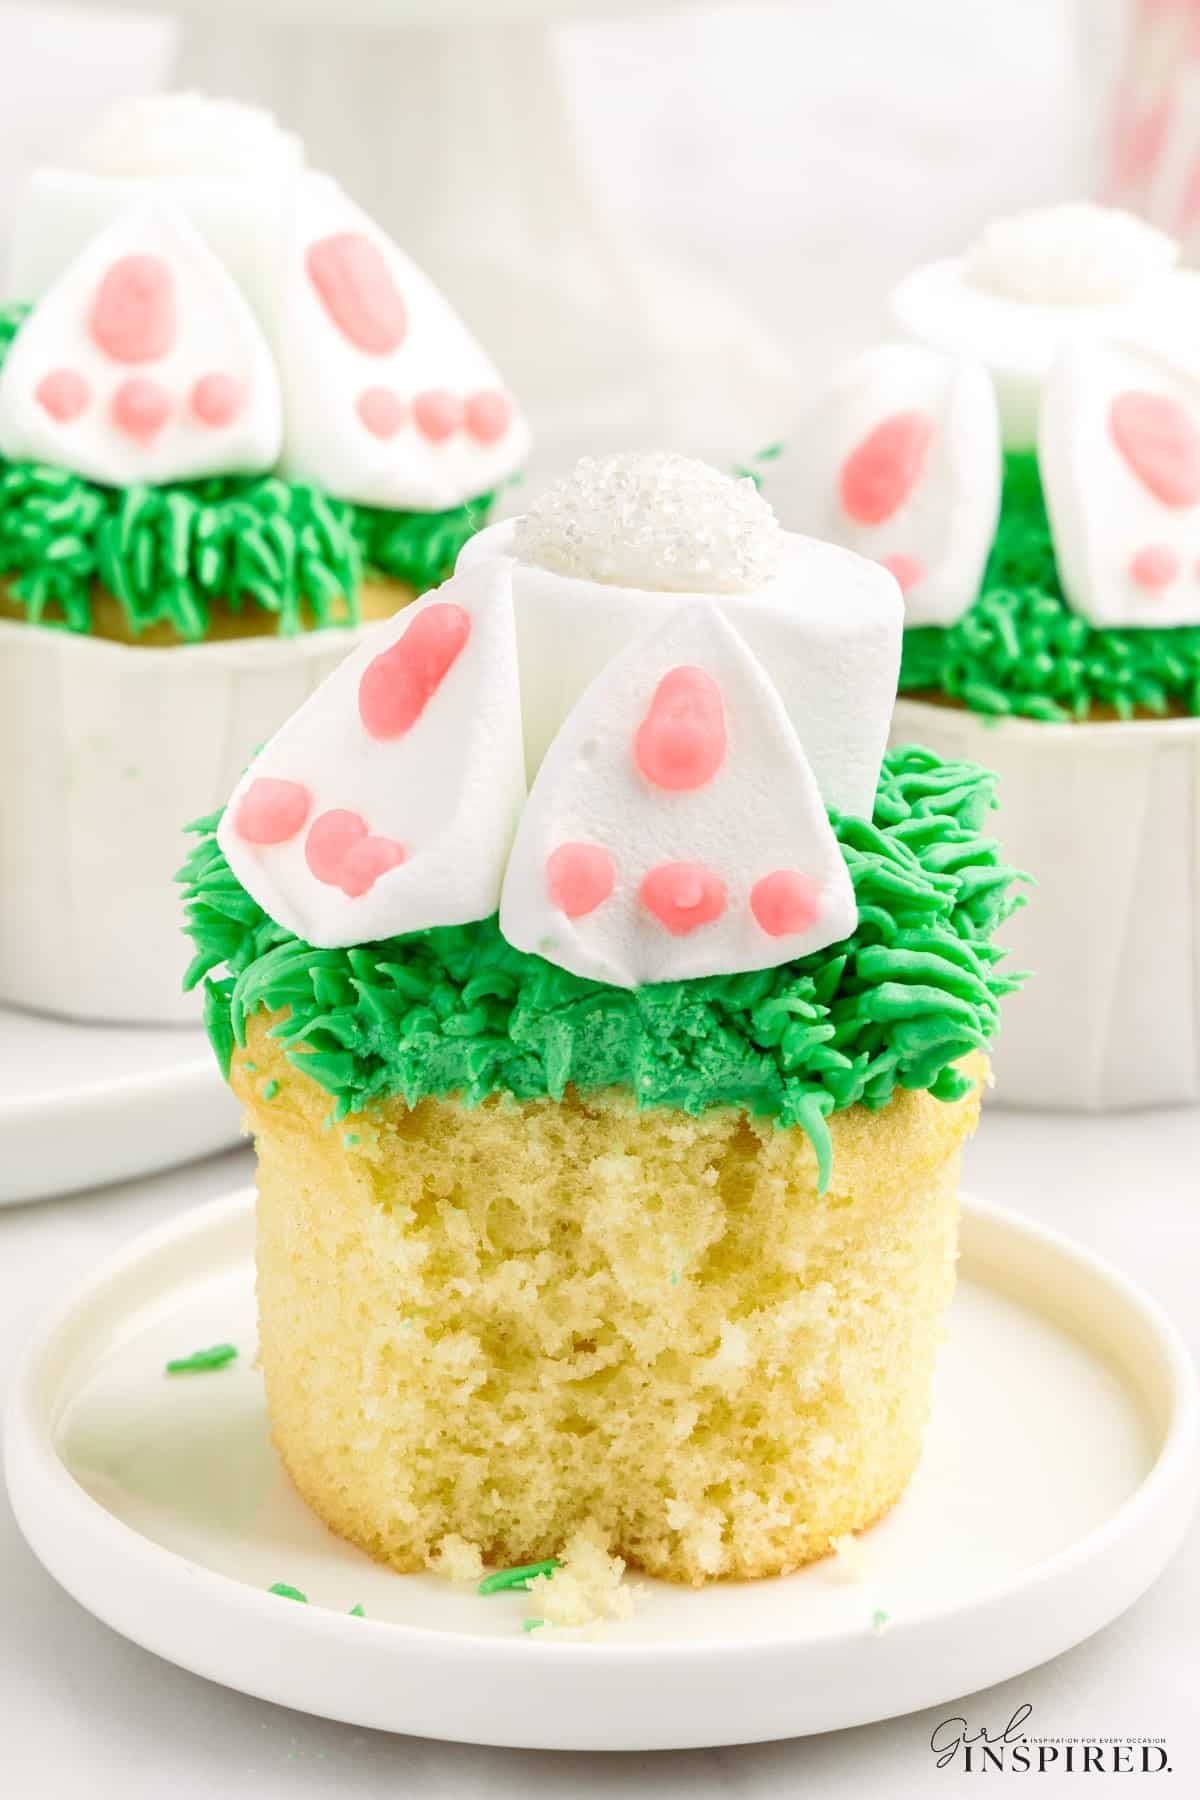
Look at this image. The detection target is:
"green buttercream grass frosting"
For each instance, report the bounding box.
[179,746,1026,1190]
[0,302,494,640]
[901,452,1200,721]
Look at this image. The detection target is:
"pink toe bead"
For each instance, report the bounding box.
[358,602,472,739]
[35,369,89,423]
[639,862,726,936]
[90,254,176,365]
[356,386,407,440]
[110,377,171,444]
[190,372,242,428]
[546,843,617,919]
[464,389,512,445]
[879,552,924,594]
[750,870,821,938]
[1129,544,1179,591]
[413,389,464,443]
[839,410,935,526]
[339,835,406,898]
[306,810,368,887]
[234,778,312,846]
[634,666,726,792]
[305,810,405,897]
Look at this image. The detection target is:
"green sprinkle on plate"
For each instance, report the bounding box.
[522,1617,546,1633]
[478,1559,559,1596]
[349,1603,365,1617]
[165,1343,237,1375]
[268,1583,308,1603]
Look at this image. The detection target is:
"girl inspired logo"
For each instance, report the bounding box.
[930,1704,1034,1770]
[928,1706,1171,1774]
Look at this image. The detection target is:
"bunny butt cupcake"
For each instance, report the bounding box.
[182,452,1024,1583]
[0,92,529,1022]
[779,204,1200,1108]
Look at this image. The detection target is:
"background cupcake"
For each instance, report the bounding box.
[780,203,1200,1109]
[0,92,529,1024]
[182,452,1025,1583]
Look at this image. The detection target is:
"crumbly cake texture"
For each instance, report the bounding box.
[0,303,493,640]
[429,1534,486,1586]
[181,746,1025,1191]
[522,1527,634,1628]
[248,1025,982,1586]
[243,1029,981,1583]
[900,451,1200,720]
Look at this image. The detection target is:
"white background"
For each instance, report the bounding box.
[0,0,1195,1791]
[1,1104,1196,1797]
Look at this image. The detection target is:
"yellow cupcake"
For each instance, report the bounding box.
[185,455,1024,1586]
[236,1024,982,1584]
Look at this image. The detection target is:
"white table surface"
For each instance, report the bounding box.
[1,1103,1197,1798]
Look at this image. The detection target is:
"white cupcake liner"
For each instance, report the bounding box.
[891,698,1200,1111]
[0,619,374,1026]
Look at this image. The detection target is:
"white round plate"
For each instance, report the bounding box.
[6,1186,1197,1750]
[0,1005,241,1206]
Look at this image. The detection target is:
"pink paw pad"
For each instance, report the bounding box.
[358,602,472,739]
[305,809,405,898]
[89,254,176,365]
[878,552,924,594]
[190,373,242,428]
[110,377,171,444]
[356,386,407,439]
[464,390,512,445]
[750,869,822,937]
[338,835,406,898]
[634,666,726,792]
[1109,391,1200,508]
[234,777,312,846]
[306,233,407,355]
[546,843,617,919]
[413,389,463,443]
[1129,543,1179,591]
[639,862,726,936]
[839,410,935,526]
[35,369,89,423]
[305,810,368,886]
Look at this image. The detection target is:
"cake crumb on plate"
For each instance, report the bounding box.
[524,1525,638,1632]
[428,1534,486,1586]
[830,1531,868,1582]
